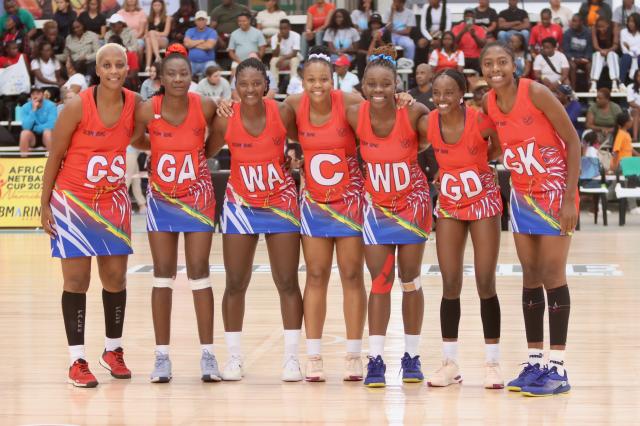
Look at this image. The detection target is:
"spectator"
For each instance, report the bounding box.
[620,13,640,85]
[210,0,250,46]
[452,9,485,72]
[611,111,640,174]
[563,14,592,89]
[54,0,77,39]
[0,0,36,40]
[105,14,138,53]
[384,0,416,61]
[628,69,640,139]
[184,11,218,77]
[351,0,374,32]
[37,21,66,63]
[579,0,612,28]
[582,131,600,157]
[474,0,498,37]
[533,37,569,87]
[466,81,489,111]
[323,9,360,61]
[355,12,391,80]
[269,18,300,87]
[140,61,161,100]
[556,84,582,132]
[529,8,563,54]
[144,0,171,71]
[228,11,266,68]
[510,32,532,77]
[497,0,530,44]
[428,30,464,73]
[408,63,435,109]
[419,0,452,49]
[256,0,287,40]
[31,41,63,101]
[586,87,622,135]
[57,89,77,115]
[614,0,640,33]
[196,64,231,101]
[78,0,106,39]
[286,64,304,95]
[0,40,26,67]
[302,0,335,58]
[333,54,358,93]
[18,87,57,157]
[1,15,28,54]
[590,16,620,92]
[549,0,573,28]
[119,0,147,55]
[64,19,99,70]
[63,58,88,94]
[170,0,196,43]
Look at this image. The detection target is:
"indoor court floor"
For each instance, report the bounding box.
[1,212,639,425]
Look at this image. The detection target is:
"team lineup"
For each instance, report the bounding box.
[38,38,580,398]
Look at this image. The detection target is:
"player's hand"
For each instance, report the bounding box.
[559,197,577,236]
[216,99,235,118]
[395,92,415,109]
[41,203,57,238]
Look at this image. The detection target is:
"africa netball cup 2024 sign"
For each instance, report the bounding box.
[15,0,181,19]
[0,157,46,228]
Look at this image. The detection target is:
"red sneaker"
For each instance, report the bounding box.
[99,347,132,379]
[68,359,98,388]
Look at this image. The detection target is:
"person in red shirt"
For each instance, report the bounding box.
[452,9,486,72]
[0,40,26,67]
[428,31,465,72]
[529,8,563,54]
[302,0,335,57]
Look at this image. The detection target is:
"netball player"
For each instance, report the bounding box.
[40,44,139,387]
[132,53,220,383]
[210,58,303,382]
[345,45,431,388]
[424,69,504,389]
[481,42,580,396]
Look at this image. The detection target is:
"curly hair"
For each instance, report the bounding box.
[364,44,397,79]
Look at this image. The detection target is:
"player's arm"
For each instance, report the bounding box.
[478,112,502,161]
[201,95,221,157]
[131,98,152,150]
[417,113,430,152]
[279,101,299,142]
[208,114,228,158]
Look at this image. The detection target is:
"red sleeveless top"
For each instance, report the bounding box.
[147,93,211,197]
[224,99,297,208]
[486,78,569,193]
[296,90,361,202]
[356,103,428,209]
[56,87,135,193]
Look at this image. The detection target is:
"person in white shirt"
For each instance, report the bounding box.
[256,0,287,40]
[333,54,359,93]
[419,0,452,49]
[351,0,374,32]
[548,0,573,28]
[62,58,88,94]
[196,65,232,102]
[620,13,640,85]
[533,36,569,86]
[270,18,300,86]
[627,69,640,139]
[613,0,640,33]
[287,64,304,95]
[383,0,417,61]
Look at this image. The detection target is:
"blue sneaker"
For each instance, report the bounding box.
[506,363,544,392]
[364,355,386,388]
[521,366,571,397]
[400,352,424,383]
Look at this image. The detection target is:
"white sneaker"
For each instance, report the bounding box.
[484,362,505,389]
[343,353,364,381]
[630,207,640,215]
[221,354,244,381]
[612,81,620,93]
[619,83,627,93]
[589,81,597,93]
[305,355,326,382]
[427,359,463,387]
[281,355,303,382]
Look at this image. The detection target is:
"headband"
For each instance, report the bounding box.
[308,53,331,62]
[368,54,396,66]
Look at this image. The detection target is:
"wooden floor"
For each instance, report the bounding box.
[1,212,639,425]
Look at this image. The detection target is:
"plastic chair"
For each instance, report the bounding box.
[614,157,640,225]
[579,156,609,225]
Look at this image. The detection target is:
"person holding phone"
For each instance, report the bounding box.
[451,9,486,72]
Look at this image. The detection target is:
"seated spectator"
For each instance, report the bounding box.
[351,0,374,32]
[333,54,358,93]
[105,14,139,53]
[614,0,640,33]
[323,9,360,61]
[497,0,530,44]
[119,0,147,54]
[590,16,621,92]
[549,0,573,28]
[210,0,250,47]
[355,13,391,81]
[140,61,161,100]
[57,89,77,115]
[620,13,640,85]
[383,0,417,61]
[611,112,640,174]
[529,8,563,54]
[0,40,26,67]
[256,0,287,40]
[509,32,532,78]
[184,11,218,77]
[563,14,592,89]
[419,0,452,49]
[144,0,171,71]
[64,20,99,73]
[533,37,569,87]
[428,31,464,73]
[627,69,640,139]
[408,63,435,109]
[582,131,600,157]
[196,64,231,101]
[31,41,63,101]
[170,0,195,43]
[228,12,266,69]
[452,9,485,72]
[63,58,88,94]
[286,64,304,95]
[579,0,611,28]
[555,84,582,131]
[474,0,498,38]
[586,87,623,136]
[302,0,335,58]
[1,15,28,54]
[54,0,77,38]
[78,0,106,39]
[37,21,66,63]
[466,80,489,111]
[269,19,300,87]
[18,87,57,157]
[0,0,36,40]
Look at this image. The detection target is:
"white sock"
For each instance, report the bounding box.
[346,339,362,354]
[404,334,420,357]
[104,337,121,352]
[528,348,544,366]
[283,329,301,358]
[549,350,566,375]
[443,341,458,362]
[201,344,214,355]
[69,345,85,365]
[485,344,500,364]
[225,332,242,357]
[368,335,385,358]
[155,345,169,355]
[306,338,321,356]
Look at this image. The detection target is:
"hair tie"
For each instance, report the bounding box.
[308,53,331,62]
[368,54,396,66]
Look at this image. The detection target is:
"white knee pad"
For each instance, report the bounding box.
[153,277,174,290]
[401,276,422,292]
[189,278,211,291]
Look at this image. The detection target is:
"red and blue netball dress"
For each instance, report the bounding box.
[222,99,300,234]
[146,92,215,232]
[50,87,135,258]
[297,90,364,237]
[486,78,579,235]
[427,107,503,221]
[356,103,432,245]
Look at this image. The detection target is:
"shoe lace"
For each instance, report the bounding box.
[77,360,91,375]
[155,354,168,368]
[530,366,551,386]
[367,356,384,375]
[400,354,420,374]
[203,352,218,369]
[283,354,299,369]
[112,350,125,366]
[517,362,538,378]
[227,354,242,369]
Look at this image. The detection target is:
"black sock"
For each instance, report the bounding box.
[522,287,545,343]
[547,285,570,346]
[62,291,86,346]
[440,297,461,339]
[480,295,501,340]
[102,289,126,340]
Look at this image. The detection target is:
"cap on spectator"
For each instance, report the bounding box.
[195,10,209,22]
[166,43,188,57]
[558,84,573,96]
[369,13,383,25]
[107,14,126,25]
[334,55,350,67]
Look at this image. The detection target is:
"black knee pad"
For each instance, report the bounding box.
[522,286,545,343]
[440,298,461,339]
[480,295,501,339]
[547,285,570,346]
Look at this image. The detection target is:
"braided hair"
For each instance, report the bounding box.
[433,68,467,94]
[236,57,270,96]
[364,44,397,80]
[156,52,191,96]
